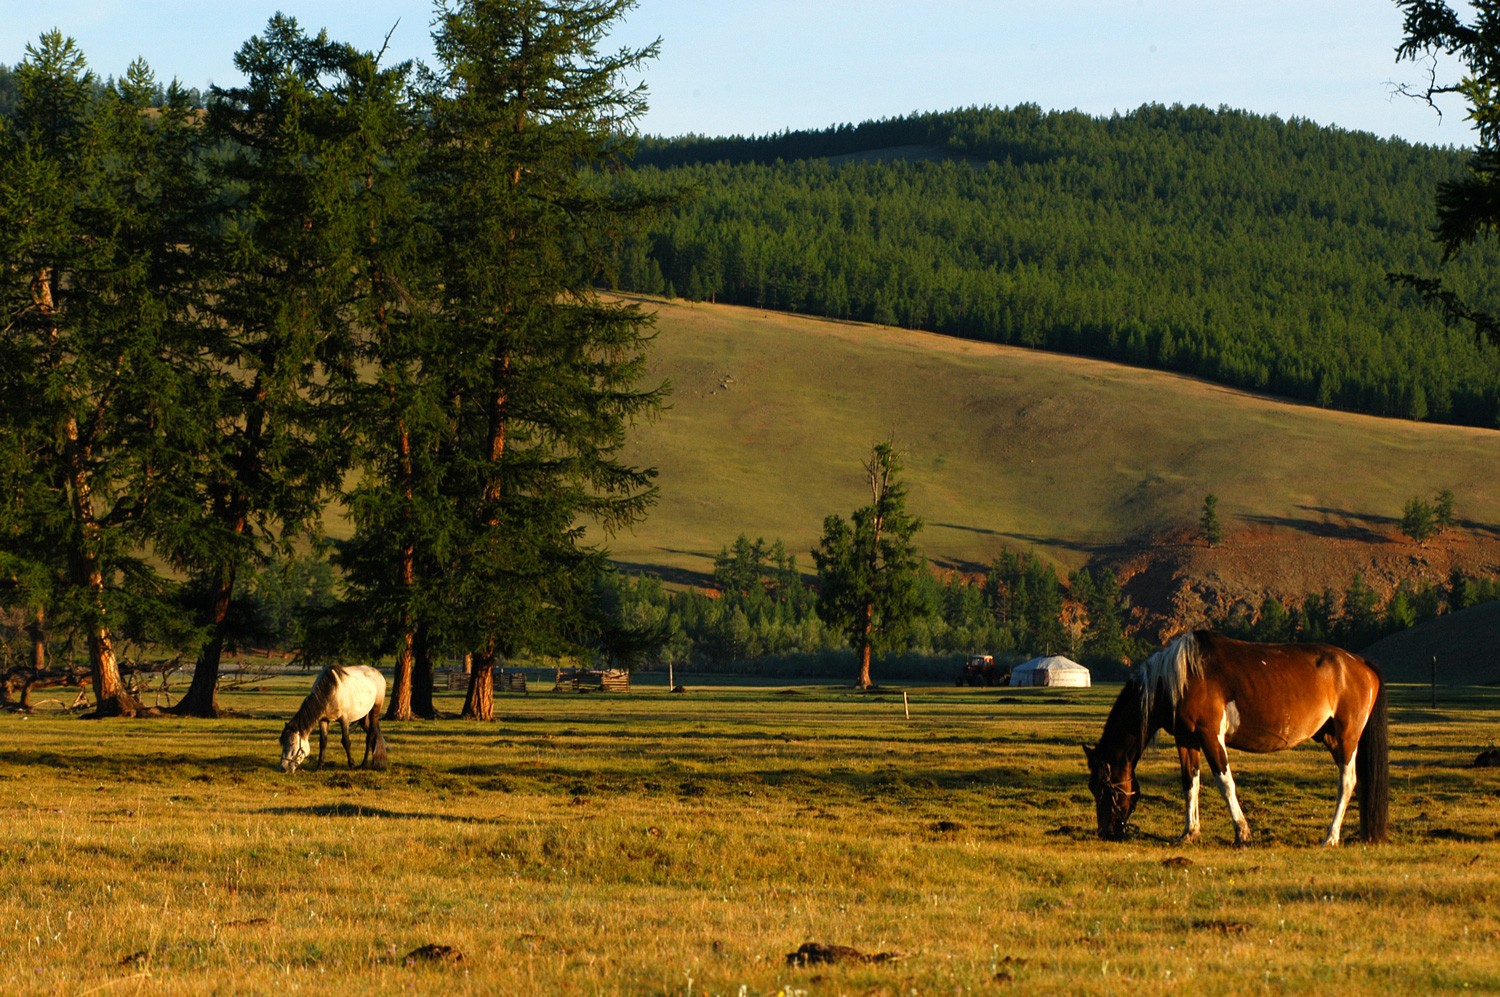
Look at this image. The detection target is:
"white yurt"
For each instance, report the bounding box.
[1010,654,1091,687]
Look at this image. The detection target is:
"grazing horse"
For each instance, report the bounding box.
[1084,630,1388,846]
[279,665,389,774]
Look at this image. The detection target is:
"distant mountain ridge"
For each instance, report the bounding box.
[616,104,1500,428]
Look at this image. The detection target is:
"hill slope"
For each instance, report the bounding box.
[607,296,1500,633]
[1363,600,1500,686]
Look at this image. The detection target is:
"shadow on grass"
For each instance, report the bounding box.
[255,802,486,822]
[610,558,713,589]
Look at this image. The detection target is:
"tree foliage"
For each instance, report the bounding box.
[1199,494,1223,547]
[0,6,668,719]
[812,443,929,688]
[1392,1,1500,344]
[0,35,210,715]
[414,0,666,721]
[613,104,1500,426]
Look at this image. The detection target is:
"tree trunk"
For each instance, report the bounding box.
[27,606,45,672]
[412,621,437,719]
[462,649,495,721]
[175,631,225,718]
[64,417,141,719]
[85,618,138,717]
[386,628,416,721]
[385,412,418,721]
[459,362,509,724]
[856,599,874,689]
[856,449,888,690]
[173,564,237,718]
[174,374,263,717]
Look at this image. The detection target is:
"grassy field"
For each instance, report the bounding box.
[608,295,1500,580]
[4,675,1499,994]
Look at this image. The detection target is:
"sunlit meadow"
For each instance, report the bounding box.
[3,673,1497,994]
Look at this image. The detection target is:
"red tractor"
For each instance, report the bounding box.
[956,654,1008,687]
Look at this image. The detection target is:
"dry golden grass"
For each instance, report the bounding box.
[3,676,1498,994]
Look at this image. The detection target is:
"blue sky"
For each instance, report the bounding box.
[0,1,1473,147]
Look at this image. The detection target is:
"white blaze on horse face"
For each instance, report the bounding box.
[280,730,310,773]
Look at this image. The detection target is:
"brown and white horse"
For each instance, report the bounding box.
[279,665,389,774]
[1085,631,1388,846]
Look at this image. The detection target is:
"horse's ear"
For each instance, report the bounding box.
[1082,744,1096,764]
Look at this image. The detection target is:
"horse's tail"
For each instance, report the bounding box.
[1356,666,1389,844]
[369,716,389,771]
[367,681,389,771]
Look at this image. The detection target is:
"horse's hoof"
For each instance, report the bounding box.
[1173,832,1200,846]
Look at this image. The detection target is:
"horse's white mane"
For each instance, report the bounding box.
[1134,631,1203,740]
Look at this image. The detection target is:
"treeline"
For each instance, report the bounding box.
[598,533,1500,678]
[599,536,1138,675]
[0,60,201,114]
[610,105,1500,426]
[1208,568,1500,650]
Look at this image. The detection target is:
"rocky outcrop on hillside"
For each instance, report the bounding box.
[1103,523,1500,646]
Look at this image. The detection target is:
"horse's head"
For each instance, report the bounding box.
[1084,743,1139,841]
[279,723,310,774]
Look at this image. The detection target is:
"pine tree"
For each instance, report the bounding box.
[812,442,927,688]
[0,36,209,716]
[1199,493,1223,547]
[1433,488,1456,530]
[168,17,382,717]
[1394,1,1500,344]
[421,0,668,720]
[1400,496,1437,544]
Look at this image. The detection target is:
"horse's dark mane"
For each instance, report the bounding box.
[287,667,337,735]
[1100,678,1149,763]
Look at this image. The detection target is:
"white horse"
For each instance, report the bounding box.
[279,665,388,773]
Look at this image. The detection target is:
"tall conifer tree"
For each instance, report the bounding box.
[813,442,926,689]
[421,0,667,720]
[167,17,376,717]
[0,36,208,715]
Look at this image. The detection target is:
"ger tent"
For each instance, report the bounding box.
[1010,654,1091,688]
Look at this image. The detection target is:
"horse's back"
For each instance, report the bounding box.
[324,664,386,720]
[1197,632,1375,691]
[1190,632,1379,750]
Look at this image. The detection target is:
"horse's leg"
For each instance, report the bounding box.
[339,718,355,767]
[1202,735,1251,846]
[1322,731,1359,846]
[1175,744,1202,845]
[312,719,329,771]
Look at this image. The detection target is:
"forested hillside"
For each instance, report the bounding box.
[610,105,1500,426]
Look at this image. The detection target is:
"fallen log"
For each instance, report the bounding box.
[2,665,91,710]
[3,660,182,711]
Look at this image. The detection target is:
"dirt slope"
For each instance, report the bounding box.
[1107,524,1500,642]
